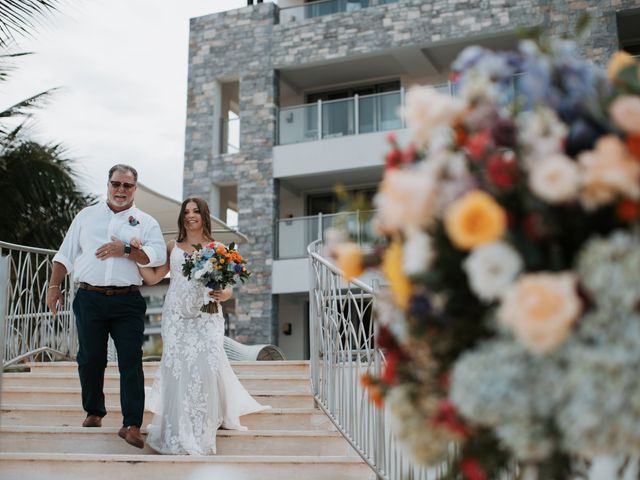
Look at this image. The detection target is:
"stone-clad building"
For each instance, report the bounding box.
[183,0,640,357]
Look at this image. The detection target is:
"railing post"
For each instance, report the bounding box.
[354,94,359,135]
[317,212,323,241]
[0,254,10,393]
[400,86,406,129]
[317,99,323,140]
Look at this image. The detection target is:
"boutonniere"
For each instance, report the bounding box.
[128,215,140,226]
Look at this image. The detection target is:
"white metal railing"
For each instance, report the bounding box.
[308,239,441,479]
[0,241,77,367]
[1,240,285,367]
[277,210,376,259]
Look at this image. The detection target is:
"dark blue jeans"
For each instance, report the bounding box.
[73,288,146,427]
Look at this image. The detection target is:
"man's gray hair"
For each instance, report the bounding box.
[108,164,138,182]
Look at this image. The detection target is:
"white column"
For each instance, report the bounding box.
[212,80,223,155]
[209,184,221,219]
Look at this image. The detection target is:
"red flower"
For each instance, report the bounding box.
[403,143,418,164]
[385,149,403,170]
[376,325,399,350]
[381,351,400,385]
[627,135,640,160]
[486,152,518,190]
[465,130,493,161]
[386,131,398,145]
[461,458,487,480]
[523,212,545,240]
[616,198,640,223]
[431,400,471,438]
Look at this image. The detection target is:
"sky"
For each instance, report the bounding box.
[0,0,263,201]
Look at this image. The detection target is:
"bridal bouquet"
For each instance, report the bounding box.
[339,34,640,479]
[182,241,250,314]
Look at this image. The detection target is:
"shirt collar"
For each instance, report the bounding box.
[103,200,137,216]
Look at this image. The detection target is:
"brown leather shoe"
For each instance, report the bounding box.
[122,426,144,449]
[82,415,102,427]
[118,426,128,440]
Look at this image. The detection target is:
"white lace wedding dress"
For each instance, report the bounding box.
[146,245,270,455]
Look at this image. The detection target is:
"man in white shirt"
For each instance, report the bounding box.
[46,164,166,449]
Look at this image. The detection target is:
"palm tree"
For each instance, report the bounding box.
[0,0,95,249]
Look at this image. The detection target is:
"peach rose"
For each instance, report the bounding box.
[334,242,364,281]
[497,272,582,354]
[609,95,640,136]
[579,135,640,210]
[375,168,438,235]
[443,190,507,250]
[607,51,635,81]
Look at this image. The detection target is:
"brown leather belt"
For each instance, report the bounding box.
[79,282,140,296]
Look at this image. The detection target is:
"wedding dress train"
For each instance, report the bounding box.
[146,245,269,455]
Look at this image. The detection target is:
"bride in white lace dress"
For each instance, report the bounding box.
[136,197,269,455]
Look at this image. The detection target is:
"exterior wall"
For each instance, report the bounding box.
[184,0,639,345]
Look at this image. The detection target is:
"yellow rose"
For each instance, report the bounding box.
[607,51,635,81]
[443,190,507,250]
[497,272,582,354]
[382,240,412,310]
[335,242,364,281]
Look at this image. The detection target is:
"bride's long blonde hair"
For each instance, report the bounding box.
[176,197,214,243]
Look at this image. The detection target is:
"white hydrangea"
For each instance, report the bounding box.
[528,153,580,204]
[402,228,435,277]
[463,241,523,302]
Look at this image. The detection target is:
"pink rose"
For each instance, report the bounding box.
[609,95,640,135]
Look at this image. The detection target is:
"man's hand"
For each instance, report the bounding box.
[130,237,143,249]
[96,236,125,260]
[46,286,63,316]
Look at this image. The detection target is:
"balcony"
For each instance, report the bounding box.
[277,74,528,146]
[279,0,398,24]
[276,210,376,259]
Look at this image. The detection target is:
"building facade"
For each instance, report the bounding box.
[183,0,640,358]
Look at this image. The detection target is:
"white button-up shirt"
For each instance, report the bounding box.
[53,202,166,286]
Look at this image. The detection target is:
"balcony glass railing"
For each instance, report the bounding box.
[280,0,370,24]
[278,89,406,146]
[276,75,530,146]
[276,210,376,259]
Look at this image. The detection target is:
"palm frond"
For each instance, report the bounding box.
[0,88,57,134]
[0,139,95,248]
[0,0,63,47]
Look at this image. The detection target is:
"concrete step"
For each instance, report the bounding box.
[1,386,314,408]
[0,404,334,431]
[2,372,312,393]
[0,453,373,480]
[0,426,357,457]
[25,360,310,376]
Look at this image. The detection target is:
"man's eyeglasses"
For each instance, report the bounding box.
[109,181,137,191]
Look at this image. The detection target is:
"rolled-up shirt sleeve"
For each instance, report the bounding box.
[52,215,81,274]
[140,218,166,267]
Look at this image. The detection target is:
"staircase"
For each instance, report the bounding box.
[0,361,374,480]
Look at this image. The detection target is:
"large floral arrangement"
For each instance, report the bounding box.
[339,35,640,479]
[182,241,250,313]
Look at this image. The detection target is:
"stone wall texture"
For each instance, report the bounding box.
[184,0,640,344]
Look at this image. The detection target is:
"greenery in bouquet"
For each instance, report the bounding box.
[182,241,250,312]
[336,27,640,480]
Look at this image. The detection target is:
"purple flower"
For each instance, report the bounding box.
[128,215,139,226]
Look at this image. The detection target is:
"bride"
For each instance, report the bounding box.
[135,196,269,455]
